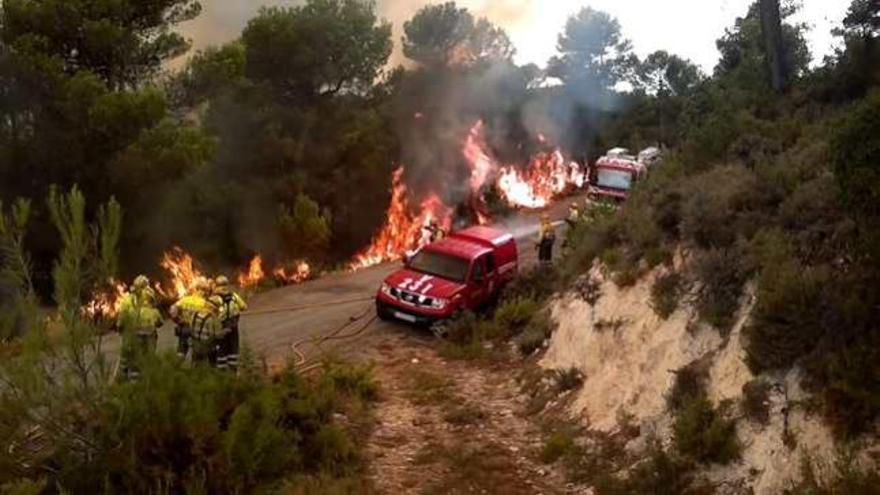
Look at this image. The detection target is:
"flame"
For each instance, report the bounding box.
[350,167,453,270]
[82,280,128,322]
[463,121,585,209]
[159,247,210,299]
[274,261,311,284]
[238,255,266,289]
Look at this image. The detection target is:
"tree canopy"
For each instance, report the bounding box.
[242,0,392,101]
[402,2,514,68]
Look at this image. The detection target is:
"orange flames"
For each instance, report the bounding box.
[82,280,128,322]
[463,121,585,209]
[238,255,311,287]
[349,167,453,270]
[159,247,210,299]
[273,261,311,284]
[238,255,266,289]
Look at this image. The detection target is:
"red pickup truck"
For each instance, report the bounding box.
[376,226,518,328]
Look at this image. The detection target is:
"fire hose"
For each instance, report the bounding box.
[240,296,376,317]
[289,304,378,375]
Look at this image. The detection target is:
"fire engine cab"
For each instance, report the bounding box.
[376,226,518,328]
[588,148,648,201]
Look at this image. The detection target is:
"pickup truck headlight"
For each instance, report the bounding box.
[430,298,449,310]
[380,283,393,297]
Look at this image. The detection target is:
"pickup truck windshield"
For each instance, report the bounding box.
[409,251,470,283]
[597,168,634,190]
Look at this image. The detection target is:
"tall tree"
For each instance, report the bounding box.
[547,7,635,93]
[402,2,513,68]
[759,0,788,91]
[715,1,809,93]
[1,0,201,89]
[242,0,392,101]
[636,51,704,97]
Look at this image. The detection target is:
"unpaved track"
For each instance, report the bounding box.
[158,197,585,368]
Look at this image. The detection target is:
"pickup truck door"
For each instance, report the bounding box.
[468,254,497,308]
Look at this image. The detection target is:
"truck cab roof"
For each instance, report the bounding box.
[424,226,513,260]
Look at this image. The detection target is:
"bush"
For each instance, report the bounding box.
[541,432,576,464]
[817,330,880,440]
[692,247,749,334]
[667,361,708,412]
[830,91,880,217]
[596,443,698,495]
[673,397,741,465]
[743,261,828,373]
[516,327,547,355]
[741,379,773,426]
[651,272,683,319]
[0,353,376,493]
[786,450,880,495]
[492,296,540,337]
[680,166,761,250]
[553,367,585,393]
[503,266,560,303]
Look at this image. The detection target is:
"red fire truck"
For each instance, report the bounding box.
[376,226,518,328]
[588,148,648,201]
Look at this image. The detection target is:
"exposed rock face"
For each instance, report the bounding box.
[541,267,846,494]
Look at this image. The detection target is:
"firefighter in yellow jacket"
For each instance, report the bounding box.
[169,279,217,364]
[117,275,163,379]
[209,276,248,372]
[537,214,556,263]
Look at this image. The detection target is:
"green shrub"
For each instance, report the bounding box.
[830,91,880,217]
[503,266,560,302]
[786,450,880,495]
[541,432,576,464]
[817,330,880,439]
[516,327,546,355]
[744,261,828,373]
[553,367,585,393]
[651,272,683,319]
[667,361,708,412]
[680,166,761,250]
[1,353,375,493]
[692,247,749,334]
[596,443,698,495]
[673,397,741,465]
[741,379,773,426]
[492,296,540,336]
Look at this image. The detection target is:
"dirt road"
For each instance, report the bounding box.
[152,197,585,368]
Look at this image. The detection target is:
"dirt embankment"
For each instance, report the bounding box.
[540,266,855,494]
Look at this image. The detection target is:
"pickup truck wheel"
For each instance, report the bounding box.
[376,303,393,322]
[430,309,462,339]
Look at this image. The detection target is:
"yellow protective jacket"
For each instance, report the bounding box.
[117,290,162,333]
[538,221,556,242]
[170,295,217,338]
[209,291,247,323]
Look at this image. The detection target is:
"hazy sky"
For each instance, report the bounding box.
[181,0,852,71]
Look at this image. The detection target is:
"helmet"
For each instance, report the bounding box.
[192,278,211,296]
[541,213,551,221]
[571,202,579,208]
[214,275,230,288]
[132,275,150,292]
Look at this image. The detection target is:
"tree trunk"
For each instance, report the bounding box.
[760,0,788,92]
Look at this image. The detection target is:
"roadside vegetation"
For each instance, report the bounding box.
[559,0,880,444]
[0,188,378,492]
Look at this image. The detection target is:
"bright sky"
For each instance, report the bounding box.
[183,0,853,72]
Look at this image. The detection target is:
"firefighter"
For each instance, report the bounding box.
[566,202,581,227]
[117,275,163,380]
[537,213,556,263]
[209,275,248,372]
[169,279,215,363]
